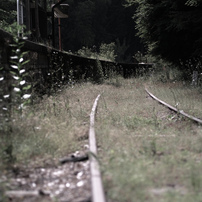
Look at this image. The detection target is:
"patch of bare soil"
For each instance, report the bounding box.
[1,150,91,202]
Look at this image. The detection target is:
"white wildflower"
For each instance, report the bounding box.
[23,94,31,99]
[10,56,18,59]
[14,87,20,92]
[3,94,10,98]
[19,58,24,63]
[20,69,25,74]
[13,76,19,80]
[11,65,18,69]
[20,80,26,85]
[0,77,4,81]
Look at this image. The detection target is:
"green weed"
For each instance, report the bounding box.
[96,77,202,202]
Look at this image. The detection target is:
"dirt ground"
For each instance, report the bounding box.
[1,149,91,202]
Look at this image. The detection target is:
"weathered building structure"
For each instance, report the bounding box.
[17,0,69,48]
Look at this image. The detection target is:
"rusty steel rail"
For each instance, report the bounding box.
[145,88,202,125]
[89,94,106,202]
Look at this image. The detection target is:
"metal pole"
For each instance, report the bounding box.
[17,0,24,36]
[17,0,20,25]
[52,0,67,48]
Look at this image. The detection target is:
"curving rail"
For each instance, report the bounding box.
[89,94,106,202]
[145,88,202,125]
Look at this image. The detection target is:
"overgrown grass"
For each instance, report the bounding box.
[1,71,202,202]
[0,83,105,170]
[96,77,202,202]
[147,81,202,119]
[0,76,123,170]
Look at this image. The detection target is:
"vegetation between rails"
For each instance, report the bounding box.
[95,76,202,202]
[1,1,202,201]
[0,70,202,202]
[0,83,100,170]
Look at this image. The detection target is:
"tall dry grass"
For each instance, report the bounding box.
[96,76,202,202]
[1,71,202,202]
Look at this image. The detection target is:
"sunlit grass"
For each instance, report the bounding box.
[0,82,105,169]
[0,72,202,202]
[96,77,202,202]
[147,80,202,120]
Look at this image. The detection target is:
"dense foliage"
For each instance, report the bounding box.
[57,0,143,62]
[3,0,202,68]
[0,0,16,27]
[127,0,202,69]
[1,0,143,63]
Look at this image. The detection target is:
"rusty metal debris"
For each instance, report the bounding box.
[60,154,89,164]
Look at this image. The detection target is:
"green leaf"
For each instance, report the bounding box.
[21,51,29,57]
[22,85,31,90]
[10,71,18,75]
[21,60,30,66]
[9,44,18,47]
[10,60,19,65]
[23,99,31,105]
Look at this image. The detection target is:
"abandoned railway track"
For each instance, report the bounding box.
[4,95,105,202]
[84,88,202,202]
[2,80,202,202]
[89,94,106,202]
[145,88,202,125]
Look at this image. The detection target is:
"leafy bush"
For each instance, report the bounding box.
[92,59,104,84]
[0,23,31,166]
[77,42,117,62]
